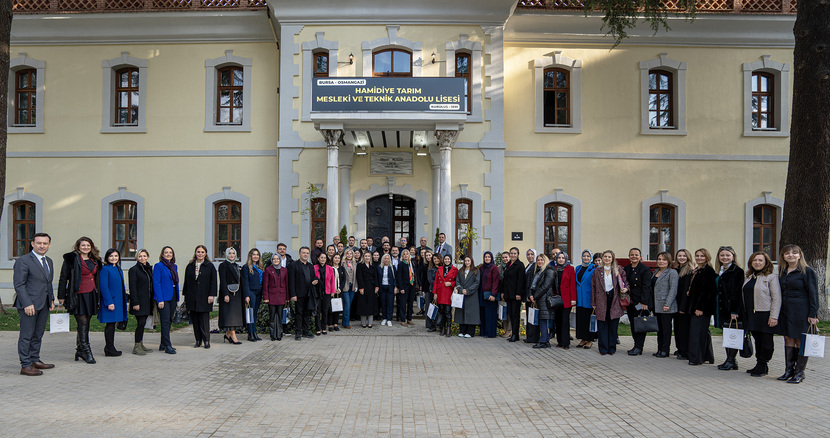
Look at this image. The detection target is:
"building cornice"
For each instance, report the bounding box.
[11,11,275,45]
[505,12,796,48]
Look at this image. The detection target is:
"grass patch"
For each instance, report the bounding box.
[0,309,218,332]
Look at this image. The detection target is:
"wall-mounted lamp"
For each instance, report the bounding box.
[431,52,446,64]
[356,145,367,156]
[414,145,427,157]
[338,53,354,65]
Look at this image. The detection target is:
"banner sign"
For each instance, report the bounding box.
[311,77,466,112]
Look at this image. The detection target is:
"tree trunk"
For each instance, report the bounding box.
[0,4,10,314]
[781,0,830,320]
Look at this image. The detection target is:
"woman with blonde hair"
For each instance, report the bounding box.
[715,246,744,371]
[590,250,628,355]
[673,249,695,360]
[652,252,678,358]
[776,244,819,384]
[741,251,781,377]
[686,248,716,366]
[242,248,264,342]
[218,247,245,345]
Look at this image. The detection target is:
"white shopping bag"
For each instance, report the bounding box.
[330,297,344,312]
[589,314,597,333]
[527,307,539,326]
[418,296,425,310]
[145,315,154,330]
[498,304,507,321]
[569,312,577,329]
[722,327,744,350]
[801,326,825,358]
[427,303,438,320]
[245,307,255,324]
[50,312,70,333]
[451,293,464,309]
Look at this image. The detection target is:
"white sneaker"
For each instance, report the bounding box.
[387,320,393,327]
[381,319,387,326]
[464,334,472,338]
[458,333,464,337]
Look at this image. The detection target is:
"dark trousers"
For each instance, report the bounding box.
[134,315,148,343]
[190,311,210,344]
[507,299,522,337]
[379,284,394,320]
[104,323,118,353]
[319,294,332,330]
[575,307,596,342]
[688,313,714,364]
[656,313,675,353]
[596,318,620,354]
[397,287,414,322]
[158,300,174,349]
[425,292,436,329]
[554,307,571,347]
[295,297,312,335]
[627,305,646,349]
[268,304,285,339]
[673,312,691,355]
[751,330,775,362]
[17,306,48,367]
[247,292,261,335]
[481,300,498,337]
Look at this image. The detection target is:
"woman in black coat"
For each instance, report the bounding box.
[128,249,154,355]
[623,248,652,356]
[218,247,246,344]
[57,236,103,364]
[673,249,695,360]
[183,245,217,349]
[777,244,820,384]
[502,247,526,343]
[686,248,717,366]
[355,251,379,328]
[715,246,744,371]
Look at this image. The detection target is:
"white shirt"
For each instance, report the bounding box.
[34,251,49,274]
[603,267,614,292]
[280,256,287,268]
[382,266,390,285]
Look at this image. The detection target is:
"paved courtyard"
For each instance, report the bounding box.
[1,321,827,437]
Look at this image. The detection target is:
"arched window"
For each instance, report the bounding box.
[15,69,37,126]
[649,203,675,260]
[751,72,774,130]
[114,67,139,126]
[544,202,571,257]
[311,198,326,246]
[455,198,473,259]
[543,68,569,126]
[455,53,471,115]
[112,201,137,259]
[314,51,329,78]
[12,201,36,258]
[648,69,673,128]
[215,200,242,257]
[373,49,412,77]
[753,204,777,259]
[217,65,243,125]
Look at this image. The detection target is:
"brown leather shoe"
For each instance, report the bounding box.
[33,361,55,370]
[20,366,43,376]
[401,322,407,327]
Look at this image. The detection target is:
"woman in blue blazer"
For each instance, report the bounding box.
[153,246,180,354]
[98,248,128,357]
[574,250,596,349]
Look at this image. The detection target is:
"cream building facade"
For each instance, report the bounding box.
[1,0,800,301]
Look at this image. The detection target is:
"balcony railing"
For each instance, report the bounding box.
[13,0,267,14]
[517,0,796,13]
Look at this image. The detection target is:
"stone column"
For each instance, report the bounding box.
[429,146,441,236]
[339,146,355,235]
[322,129,343,245]
[435,130,459,241]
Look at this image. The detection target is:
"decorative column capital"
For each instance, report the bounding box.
[435,129,459,151]
[321,129,344,148]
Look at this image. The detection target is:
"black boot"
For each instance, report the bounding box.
[276,320,283,341]
[777,346,798,381]
[269,315,278,341]
[75,324,96,364]
[746,360,762,375]
[750,361,768,377]
[718,348,738,370]
[788,355,808,384]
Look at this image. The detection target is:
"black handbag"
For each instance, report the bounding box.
[631,310,658,333]
[546,293,564,310]
[740,332,754,358]
[116,321,128,331]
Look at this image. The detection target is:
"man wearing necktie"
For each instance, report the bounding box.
[13,233,56,376]
[436,233,453,259]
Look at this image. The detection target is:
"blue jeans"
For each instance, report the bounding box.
[379,284,395,320]
[341,288,355,327]
[539,318,551,344]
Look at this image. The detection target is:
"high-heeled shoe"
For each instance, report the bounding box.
[223,334,242,345]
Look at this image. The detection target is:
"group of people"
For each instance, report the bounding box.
[12,231,821,385]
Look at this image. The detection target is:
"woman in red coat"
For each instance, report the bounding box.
[262,253,289,341]
[552,252,577,349]
[433,254,458,337]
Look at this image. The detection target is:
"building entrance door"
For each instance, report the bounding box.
[366,195,415,248]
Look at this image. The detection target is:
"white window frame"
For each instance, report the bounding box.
[743,55,790,137]
[361,25,423,77]
[535,188,581,260]
[532,51,582,134]
[9,53,45,134]
[102,52,148,133]
[640,53,687,136]
[446,35,483,122]
[1,188,44,268]
[745,191,784,264]
[206,187,250,261]
[205,50,253,132]
[302,32,339,122]
[101,187,145,268]
[641,190,686,260]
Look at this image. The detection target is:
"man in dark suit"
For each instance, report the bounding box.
[418,237,433,253]
[288,247,315,340]
[13,232,55,376]
[435,233,453,259]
